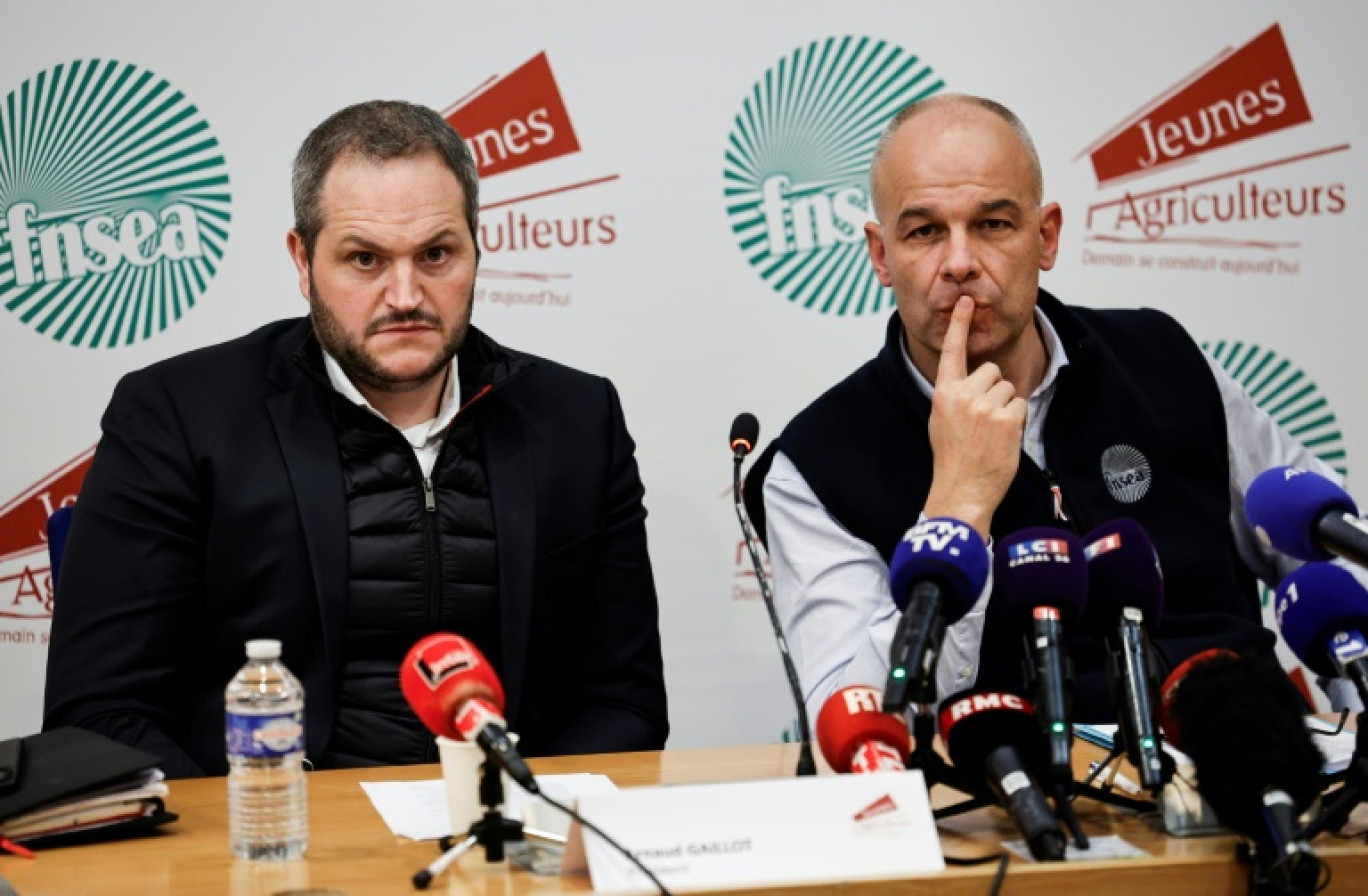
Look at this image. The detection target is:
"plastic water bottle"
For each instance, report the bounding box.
[225,639,308,860]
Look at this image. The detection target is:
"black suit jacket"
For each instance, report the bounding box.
[43,318,668,777]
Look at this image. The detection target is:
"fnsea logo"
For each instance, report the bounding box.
[0,60,231,346]
[1078,23,1348,276]
[445,52,616,310]
[0,447,93,621]
[723,37,943,316]
[1202,340,1346,477]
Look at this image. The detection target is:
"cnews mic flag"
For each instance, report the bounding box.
[1082,518,1170,793]
[1276,562,1368,705]
[1161,650,1322,890]
[1246,466,1368,567]
[993,527,1087,784]
[401,633,538,793]
[882,518,989,714]
[815,686,909,774]
[939,689,1066,862]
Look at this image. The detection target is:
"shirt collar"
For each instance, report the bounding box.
[900,305,1070,400]
[321,351,462,450]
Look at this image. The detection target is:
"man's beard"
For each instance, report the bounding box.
[308,274,471,394]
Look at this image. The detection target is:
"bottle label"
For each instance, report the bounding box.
[226,711,305,758]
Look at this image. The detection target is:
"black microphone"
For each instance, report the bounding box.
[992,528,1087,786]
[882,517,989,714]
[1246,466,1368,568]
[729,413,816,776]
[1082,519,1172,793]
[1161,650,1324,894]
[939,689,1066,861]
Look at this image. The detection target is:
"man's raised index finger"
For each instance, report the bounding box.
[937,295,974,383]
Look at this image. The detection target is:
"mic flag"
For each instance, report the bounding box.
[938,689,1066,862]
[1246,466,1360,562]
[889,518,989,617]
[815,686,909,774]
[882,518,989,713]
[1080,517,1163,633]
[400,633,538,793]
[1275,562,1368,704]
[993,527,1087,781]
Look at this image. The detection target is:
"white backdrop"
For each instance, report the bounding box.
[2,1,1364,745]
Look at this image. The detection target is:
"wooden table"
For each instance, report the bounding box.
[3,743,1366,895]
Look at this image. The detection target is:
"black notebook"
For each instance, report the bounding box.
[0,727,178,849]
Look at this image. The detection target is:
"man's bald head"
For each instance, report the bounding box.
[868,94,1044,219]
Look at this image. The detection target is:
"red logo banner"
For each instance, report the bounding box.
[1088,23,1312,185]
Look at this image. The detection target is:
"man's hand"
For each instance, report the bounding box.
[922,296,1027,539]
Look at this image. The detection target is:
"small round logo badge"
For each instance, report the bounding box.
[0,59,232,347]
[1101,444,1152,503]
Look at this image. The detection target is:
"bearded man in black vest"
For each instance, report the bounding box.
[45,101,668,777]
[744,94,1348,728]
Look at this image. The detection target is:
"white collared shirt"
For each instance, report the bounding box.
[322,352,462,478]
[762,309,1361,729]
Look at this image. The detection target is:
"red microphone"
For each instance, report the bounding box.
[401,633,538,792]
[816,686,909,773]
[1157,647,1237,750]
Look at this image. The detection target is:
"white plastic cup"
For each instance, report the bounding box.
[436,734,519,837]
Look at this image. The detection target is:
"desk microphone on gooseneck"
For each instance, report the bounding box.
[729,413,817,776]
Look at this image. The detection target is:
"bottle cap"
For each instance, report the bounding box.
[245,639,282,660]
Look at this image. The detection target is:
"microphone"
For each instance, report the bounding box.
[1275,561,1368,707]
[882,517,989,714]
[815,686,910,773]
[728,413,817,776]
[1161,649,1323,892]
[1246,466,1368,567]
[1081,519,1171,793]
[992,528,1087,785]
[400,633,538,793]
[939,689,1066,861]
[729,412,759,460]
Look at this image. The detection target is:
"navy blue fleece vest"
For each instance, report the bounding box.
[747,290,1271,715]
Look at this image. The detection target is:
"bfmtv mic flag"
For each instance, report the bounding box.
[444,52,581,179]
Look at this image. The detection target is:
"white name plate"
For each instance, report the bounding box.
[562,771,943,893]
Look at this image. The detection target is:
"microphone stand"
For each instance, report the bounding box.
[414,758,525,889]
[1299,710,1368,841]
[732,449,816,776]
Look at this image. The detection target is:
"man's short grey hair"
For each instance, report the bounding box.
[291,100,480,258]
[869,93,1043,206]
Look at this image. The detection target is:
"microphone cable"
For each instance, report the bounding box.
[537,789,673,895]
[729,413,817,776]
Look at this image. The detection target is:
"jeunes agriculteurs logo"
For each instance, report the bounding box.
[723,37,942,316]
[0,60,231,347]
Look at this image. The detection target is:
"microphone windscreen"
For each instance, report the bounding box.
[993,527,1088,627]
[1163,651,1322,840]
[400,633,506,740]
[1246,466,1358,562]
[1275,561,1368,677]
[729,413,760,455]
[938,689,1044,777]
[888,518,989,622]
[815,686,909,773]
[1080,518,1164,633]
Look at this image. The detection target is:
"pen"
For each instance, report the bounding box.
[412,833,475,889]
[1089,761,1142,796]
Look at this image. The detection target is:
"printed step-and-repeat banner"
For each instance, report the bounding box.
[2,2,1364,744]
